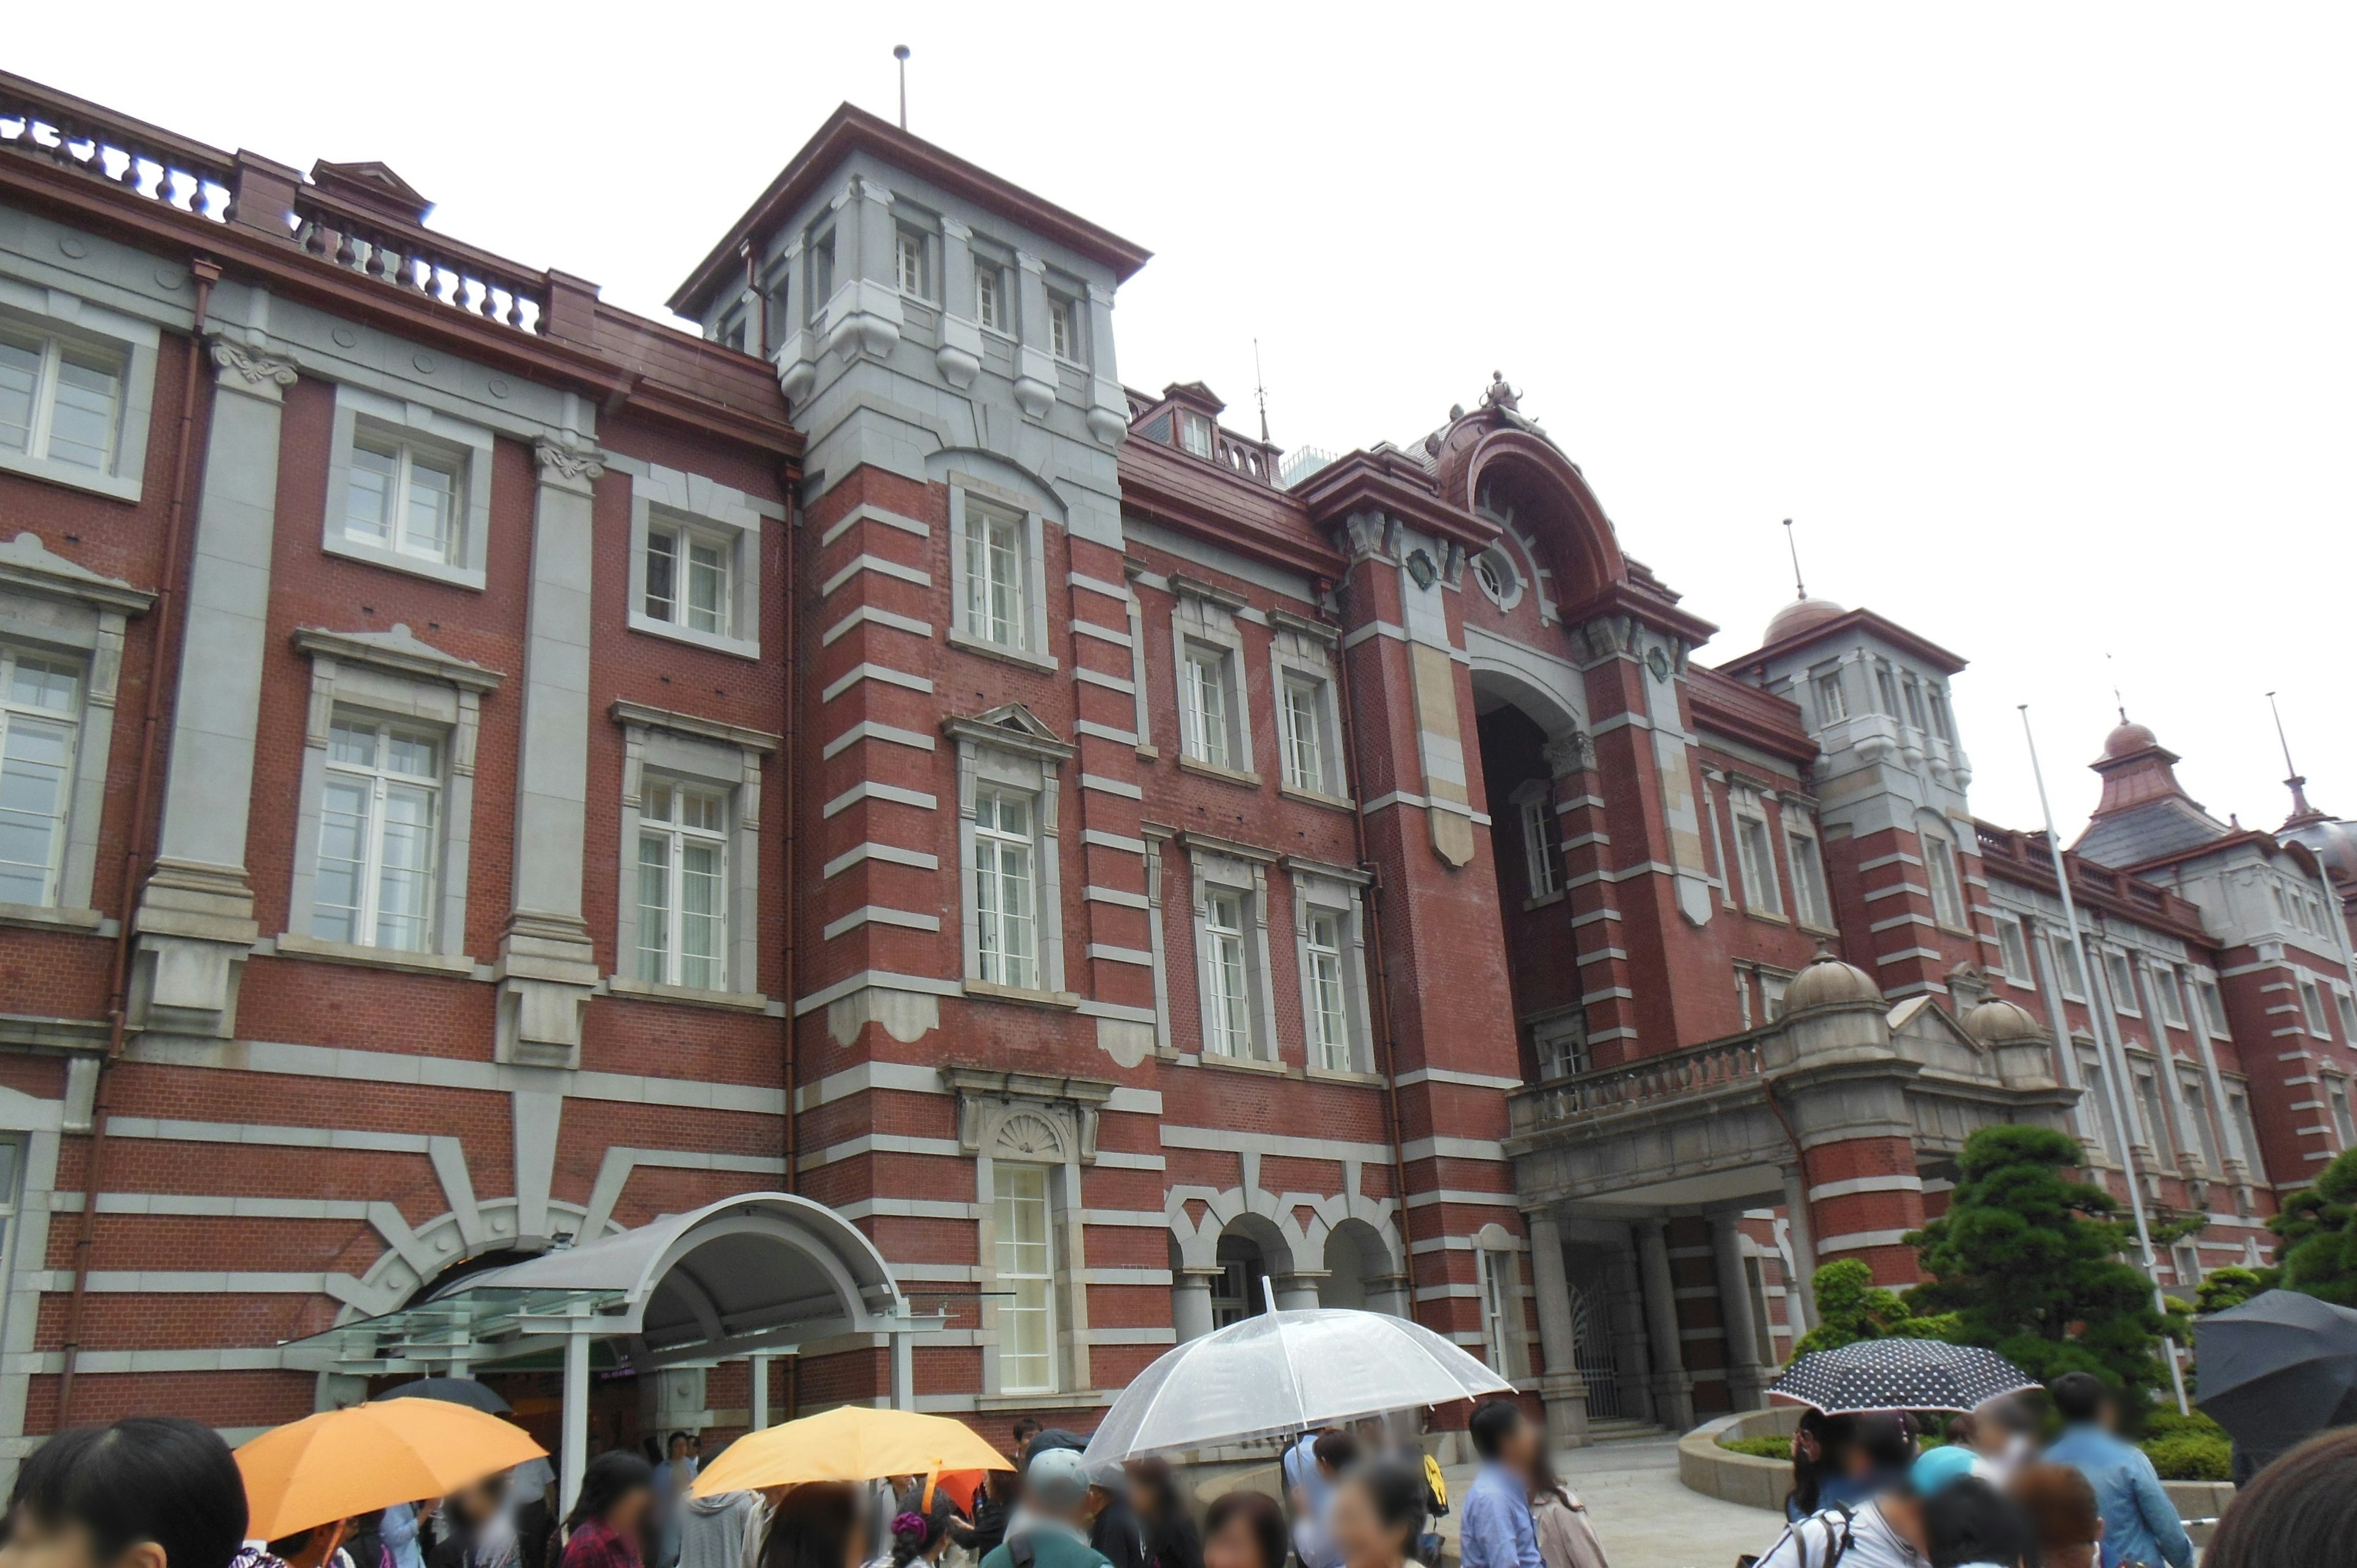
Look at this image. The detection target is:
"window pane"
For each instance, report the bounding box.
[384,730,438,780]
[0,715,70,904]
[679,840,724,990]
[0,338,37,454]
[46,350,118,471]
[1285,680,1324,790]
[993,1164,1055,1392]
[311,777,370,944]
[687,539,727,635]
[346,446,399,546]
[645,529,677,621]
[374,782,435,951]
[8,657,77,713]
[637,833,672,983]
[404,454,458,560]
[328,719,376,768]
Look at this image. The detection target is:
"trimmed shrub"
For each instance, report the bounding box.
[2142,1432,2231,1481]
[1718,1434,1794,1459]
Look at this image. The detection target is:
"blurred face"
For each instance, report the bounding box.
[1497,1416,1540,1480]
[1126,1474,1157,1521]
[1201,1515,1266,1568]
[605,1485,653,1540]
[2,1513,149,1568]
[1326,1481,1407,1568]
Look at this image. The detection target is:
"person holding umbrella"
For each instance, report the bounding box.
[3,1417,249,1568]
[2041,1375,2190,1568]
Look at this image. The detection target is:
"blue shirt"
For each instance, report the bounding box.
[2043,1426,2193,1568]
[1458,1463,1542,1568]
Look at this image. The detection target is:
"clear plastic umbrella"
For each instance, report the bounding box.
[1082,1307,1513,1462]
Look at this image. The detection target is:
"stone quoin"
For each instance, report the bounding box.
[0,72,2347,1476]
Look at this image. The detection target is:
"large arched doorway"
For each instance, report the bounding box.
[1472,668,1594,1086]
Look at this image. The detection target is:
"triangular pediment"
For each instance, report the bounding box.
[309,159,435,225]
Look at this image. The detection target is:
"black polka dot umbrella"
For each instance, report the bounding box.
[1767,1338,2040,1415]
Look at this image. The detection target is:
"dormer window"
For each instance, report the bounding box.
[977,265,1006,331]
[1181,411,1214,458]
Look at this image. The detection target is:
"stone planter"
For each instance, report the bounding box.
[1679,1407,1803,1512]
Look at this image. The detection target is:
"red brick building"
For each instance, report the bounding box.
[0,73,2350,1492]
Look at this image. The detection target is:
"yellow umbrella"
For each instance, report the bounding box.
[237,1399,547,1539]
[691,1406,1013,1496]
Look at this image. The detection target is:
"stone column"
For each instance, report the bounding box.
[1635,1219,1693,1430]
[1525,1211,1590,1449]
[131,338,297,1037]
[1609,1230,1657,1424]
[1272,1272,1326,1311]
[1172,1270,1217,1343]
[495,440,603,1066]
[1364,1272,1414,1319]
[1711,1211,1771,1411]
[1780,1164,1821,1330]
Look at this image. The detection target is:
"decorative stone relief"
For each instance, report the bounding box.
[942,1066,1114,1165]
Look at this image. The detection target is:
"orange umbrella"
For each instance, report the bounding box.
[237,1399,546,1539]
[691,1407,1012,1496]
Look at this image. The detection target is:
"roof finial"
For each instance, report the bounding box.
[1252,338,1271,444]
[1782,517,1806,601]
[893,45,911,131]
[2107,652,2126,725]
[2268,690,2316,820]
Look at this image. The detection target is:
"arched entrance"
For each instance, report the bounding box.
[285,1193,923,1509]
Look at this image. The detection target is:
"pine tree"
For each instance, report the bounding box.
[1794,1257,1956,1356]
[1906,1124,2172,1416]
[2270,1146,2357,1306]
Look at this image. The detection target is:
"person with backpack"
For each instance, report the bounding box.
[1749,1445,1933,1568]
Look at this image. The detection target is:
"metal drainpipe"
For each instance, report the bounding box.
[58,257,219,1424]
[1324,574,1417,1321]
[780,488,800,1197]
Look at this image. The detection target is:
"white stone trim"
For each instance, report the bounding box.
[951,707,1071,998]
[1290,865,1374,1073]
[822,663,934,703]
[1169,581,1255,776]
[623,462,765,658]
[946,484,1055,667]
[320,380,495,590]
[1187,844,1280,1062]
[611,700,780,1000]
[0,279,160,503]
[1269,617,1347,800]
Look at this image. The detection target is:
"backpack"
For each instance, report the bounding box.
[1419,1453,1449,1519]
[1767,1504,1854,1568]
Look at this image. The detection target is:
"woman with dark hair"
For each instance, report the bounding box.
[1324,1459,1430,1568]
[2010,1464,2102,1568]
[2204,1425,2357,1568]
[875,1498,954,1568]
[1126,1460,1202,1568]
[5,1416,248,1568]
[759,1482,860,1568]
[1920,1477,2034,1568]
[1786,1412,1856,1521]
[1200,1492,1288,1568]
[561,1454,656,1568]
[1527,1459,1608,1568]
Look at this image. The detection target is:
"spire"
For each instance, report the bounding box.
[1784,517,1806,601]
[2270,691,2325,826]
[1253,338,1271,444]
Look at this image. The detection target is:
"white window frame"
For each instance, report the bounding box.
[973,782,1041,992]
[1786,811,1832,931]
[2301,973,2332,1037]
[1289,859,1374,1076]
[946,480,1055,670]
[2198,976,2229,1037]
[0,644,82,913]
[321,383,493,591]
[1514,779,1561,902]
[1730,786,1783,918]
[1169,579,1255,782]
[1761,969,1791,1021]
[1269,612,1346,803]
[1474,1242,1520,1377]
[2179,1074,2224,1175]
[633,779,729,991]
[951,708,1072,1003]
[2150,962,2188,1027]
[991,1160,1058,1394]
[1993,910,2034,986]
[2329,1075,2357,1150]
[1047,289,1083,364]
[611,701,775,1006]
[1180,409,1215,458]
[958,1080,1094,1400]
[2226,1087,2265,1182]
[282,627,500,973]
[975,260,1008,333]
[2133,1066,2174,1162]
[0,284,157,504]
[309,708,444,955]
[1187,840,1279,1062]
[1530,1005,1590,1081]
[623,461,767,659]
[2105,951,2142,1016]
[894,223,931,300]
[1921,819,1967,930]
[1811,665,1847,725]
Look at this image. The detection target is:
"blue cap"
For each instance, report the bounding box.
[1911,1443,1978,1496]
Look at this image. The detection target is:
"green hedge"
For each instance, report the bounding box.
[1719,1434,1795,1459]
[2142,1433,2231,1481]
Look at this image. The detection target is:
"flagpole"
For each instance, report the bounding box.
[2019,705,2190,1413]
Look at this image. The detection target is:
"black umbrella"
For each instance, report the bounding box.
[2195,1289,2357,1471]
[1767,1338,2040,1414]
[381,1376,511,1414]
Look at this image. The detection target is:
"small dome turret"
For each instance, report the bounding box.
[1765,595,1846,646]
[2103,719,2159,759]
[1962,997,2043,1046]
[1784,950,1881,1011]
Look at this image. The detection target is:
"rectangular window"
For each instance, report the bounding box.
[2054,934,2088,1001]
[313,712,440,952]
[993,1163,1056,1393]
[2302,975,2331,1037]
[2330,1078,2357,1149]
[1733,805,1781,915]
[1521,792,1560,900]
[1280,674,1331,795]
[1875,663,1899,716]
[2339,989,2357,1040]
[2199,978,2229,1036]
[0,325,121,474]
[1307,910,1351,1072]
[2105,951,2141,1015]
[1477,1248,1514,1375]
[972,786,1039,991]
[2154,964,2188,1027]
[975,265,1005,331]
[807,232,835,319]
[2082,1057,2116,1156]
[894,226,927,297]
[1788,825,1830,929]
[0,648,80,907]
[1179,644,1236,770]
[1204,889,1252,1057]
[960,500,1029,651]
[1533,1011,1590,1081]
[2181,1078,2223,1174]
[1994,912,2032,984]
[2135,1070,2173,1161]
[1903,679,1926,730]
[1181,411,1214,458]
[635,780,727,989]
[643,520,732,637]
[2228,1090,2264,1181]
[1927,688,1954,743]
[346,437,461,565]
[1048,293,1080,361]
[1813,670,1846,724]
[1762,971,1790,1021]
[1922,828,1965,928]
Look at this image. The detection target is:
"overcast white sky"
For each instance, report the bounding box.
[17,5,2353,840]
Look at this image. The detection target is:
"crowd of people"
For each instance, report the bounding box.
[8,1389,2357,1568]
[1749,1369,2357,1568]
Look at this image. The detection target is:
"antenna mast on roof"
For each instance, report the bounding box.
[894,45,911,131]
[2267,690,2316,818]
[2107,652,2126,724]
[1253,339,1271,444]
[1782,518,1805,601]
